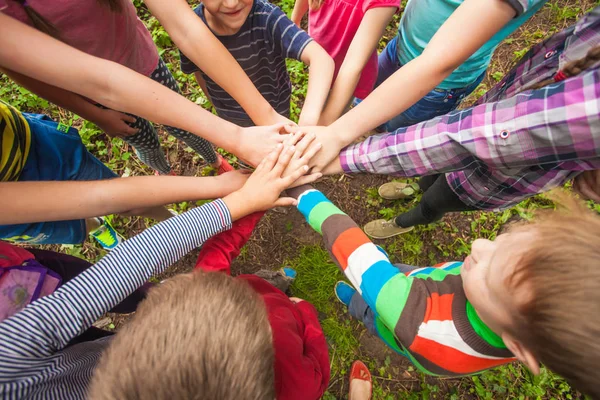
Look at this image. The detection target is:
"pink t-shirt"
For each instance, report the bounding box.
[308,0,399,99]
[0,0,159,76]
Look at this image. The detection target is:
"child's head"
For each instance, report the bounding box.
[461,195,600,398]
[202,0,254,35]
[88,271,275,400]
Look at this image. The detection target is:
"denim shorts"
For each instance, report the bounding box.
[373,35,485,132]
[0,114,117,245]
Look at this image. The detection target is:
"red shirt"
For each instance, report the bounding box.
[195,212,330,399]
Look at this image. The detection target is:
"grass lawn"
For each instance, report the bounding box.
[1,0,599,398]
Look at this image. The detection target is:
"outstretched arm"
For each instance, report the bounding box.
[0,172,249,225]
[322,67,600,176]
[1,68,138,138]
[299,42,335,126]
[144,0,289,125]
[298,0,522,171]
[318,6,397,126]
[0,13,286,167]
[291,0,309,27]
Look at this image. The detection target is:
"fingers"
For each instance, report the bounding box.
[123,125,139,136]
[293,133,316,159]
[284,125,303,134]
[121,113,137,124]
[272,145,297,177]
[289,172,322,188]
[273,197,298,207]
[298,139,322,164]
[282,164,310,188]
[259,143,283,173]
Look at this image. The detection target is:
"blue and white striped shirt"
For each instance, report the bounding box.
[0,200,232,399]
[180,0,313,126]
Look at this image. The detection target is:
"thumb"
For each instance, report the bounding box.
[273,197,298,207]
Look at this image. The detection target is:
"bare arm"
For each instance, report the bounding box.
[2,68,138,138]
[144,0,288,125]
[331,0,516,143]
[291,0,309,27]
[0,173,249,225]
[301,0,517,171]
[298,41,335,126]
[0,13,288,167]
[318,6,397,126]
[193,71,214,106]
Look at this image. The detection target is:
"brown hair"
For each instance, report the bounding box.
[15,0,124,39]
[88,271,276,400]
[506,195,600,399]
[526,45,600,90]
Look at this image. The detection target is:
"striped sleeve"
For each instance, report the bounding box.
[289,185,413,331]
[265,4,312,60]
[0,200,231,362]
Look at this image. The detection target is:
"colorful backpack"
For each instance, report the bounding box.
[0,242,61,321]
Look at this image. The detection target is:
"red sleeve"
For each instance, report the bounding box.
[362,0,400,14]
[194,211,264,275]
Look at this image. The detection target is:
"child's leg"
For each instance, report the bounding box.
[149,58,219,167]
[395,175,476,228]
[194,211,264,275]
[383,72,486,132]
[348,292,378,336]
[374,35,402,89]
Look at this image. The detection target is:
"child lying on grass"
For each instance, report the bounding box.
[288,184,600,398]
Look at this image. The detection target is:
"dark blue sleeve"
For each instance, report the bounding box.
[265,4,313,60]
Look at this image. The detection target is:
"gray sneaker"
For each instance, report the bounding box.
[363,219,414,239]
[378,182,418,200]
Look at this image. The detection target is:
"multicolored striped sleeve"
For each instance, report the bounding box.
[290,185,414,339]
[290,186,515,376]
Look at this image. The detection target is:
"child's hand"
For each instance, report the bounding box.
[282,132,323,187]
[96,109,139,138]
[285,125,343,173]
[214,170,251,196]
[238,123,295,167]
[223,144,311,220]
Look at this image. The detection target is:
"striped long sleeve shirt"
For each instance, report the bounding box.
[0,201,231,399]
[290,185,515,376]
[341,7,600,210]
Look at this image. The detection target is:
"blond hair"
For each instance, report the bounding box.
[88,271,275,400]
[506,195,600,398]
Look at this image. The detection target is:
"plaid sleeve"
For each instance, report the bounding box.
[265,4,313,60]
[340,67,600,176]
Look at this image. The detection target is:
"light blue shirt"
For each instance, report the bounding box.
[397,0,547,89]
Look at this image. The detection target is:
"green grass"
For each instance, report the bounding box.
[1,0,597,398]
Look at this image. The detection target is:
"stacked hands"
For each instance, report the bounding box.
[222,131,323,220]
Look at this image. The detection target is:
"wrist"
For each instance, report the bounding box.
[222,190,255,221]
[250,102,278,125]
[226,124,245,156]
[329,120,356,147]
